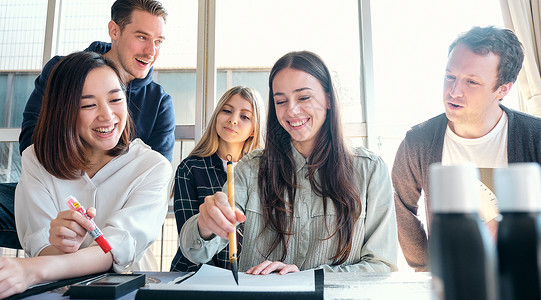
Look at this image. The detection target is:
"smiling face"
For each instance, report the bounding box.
[77,66,128,160]
[108,9,165,81]
[215,94,255,148]
[443,43,511,138]
[272,68,329,157]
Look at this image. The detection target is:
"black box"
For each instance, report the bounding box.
[69,273,146,299]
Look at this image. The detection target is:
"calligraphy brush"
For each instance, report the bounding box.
[226,155,239,285]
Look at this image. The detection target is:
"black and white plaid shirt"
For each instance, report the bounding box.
[170,153,242,271]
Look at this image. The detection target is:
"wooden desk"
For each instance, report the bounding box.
[13,271,432,300]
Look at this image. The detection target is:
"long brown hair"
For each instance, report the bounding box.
[258,51,361,264]
[33,51,132,180]
[190,86,264,158]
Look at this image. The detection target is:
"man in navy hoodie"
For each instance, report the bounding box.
[20,0,175,160]
[0,0,175,250]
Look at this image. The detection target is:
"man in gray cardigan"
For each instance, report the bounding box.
[392,26,541,272]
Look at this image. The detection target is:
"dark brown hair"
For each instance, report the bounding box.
[111,0,167,31]
[258,51,361,264]
[449,26,524,90]
[33,51,132,180]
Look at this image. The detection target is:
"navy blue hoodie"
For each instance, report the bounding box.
[19,41,175,161]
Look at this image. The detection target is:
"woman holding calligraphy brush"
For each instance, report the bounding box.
[179,51,397,274]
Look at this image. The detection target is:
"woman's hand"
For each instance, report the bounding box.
[198,192,246,240]
[48,207,97,254]
[0,257,40,298]
[246,260,300,275]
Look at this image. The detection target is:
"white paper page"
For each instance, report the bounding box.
[147,264,315,292]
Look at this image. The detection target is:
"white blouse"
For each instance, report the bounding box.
[15,139,172,272]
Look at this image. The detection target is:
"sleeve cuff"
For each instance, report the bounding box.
[180,214,227,264]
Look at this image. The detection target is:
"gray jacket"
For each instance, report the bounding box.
[392,104,541,271]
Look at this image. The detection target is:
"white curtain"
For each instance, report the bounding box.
[500,0,541,116]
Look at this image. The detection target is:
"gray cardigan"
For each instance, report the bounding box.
[392,105,541,271]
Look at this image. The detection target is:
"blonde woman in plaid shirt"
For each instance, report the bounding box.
[170,86,264,271]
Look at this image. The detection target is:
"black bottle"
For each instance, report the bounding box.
[495,163,541,300]
[429,163,498,300]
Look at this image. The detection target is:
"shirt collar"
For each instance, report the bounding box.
[291,143,309,172]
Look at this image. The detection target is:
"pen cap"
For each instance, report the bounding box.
[95,235,112,253]
[494,163,541,212]
[66,195,80,210]
[430,163,480,213]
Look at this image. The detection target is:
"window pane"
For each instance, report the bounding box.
[0,72,38,129]
[58,1,113,55]
[232,71,270,103]
[0,74,6,126]
[215,0,362,124]
[155,70,196,125]
[155,0,198,69]
[217,71,228,100]
[0,142,21,183]
[0,1,46,70]
[216,70,271,113]
[12,73,37,128]
[154,0,199,128]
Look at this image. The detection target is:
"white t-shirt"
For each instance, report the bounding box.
[442,112,508,221]
[221,157,238,172]
[442,112,508,167]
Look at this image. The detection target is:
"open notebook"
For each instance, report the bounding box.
[136,264,323,299]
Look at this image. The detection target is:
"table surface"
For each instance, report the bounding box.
[18,271,433,300]
[324,271,432,300]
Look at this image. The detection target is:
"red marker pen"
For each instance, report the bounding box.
[66,195,112,253]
